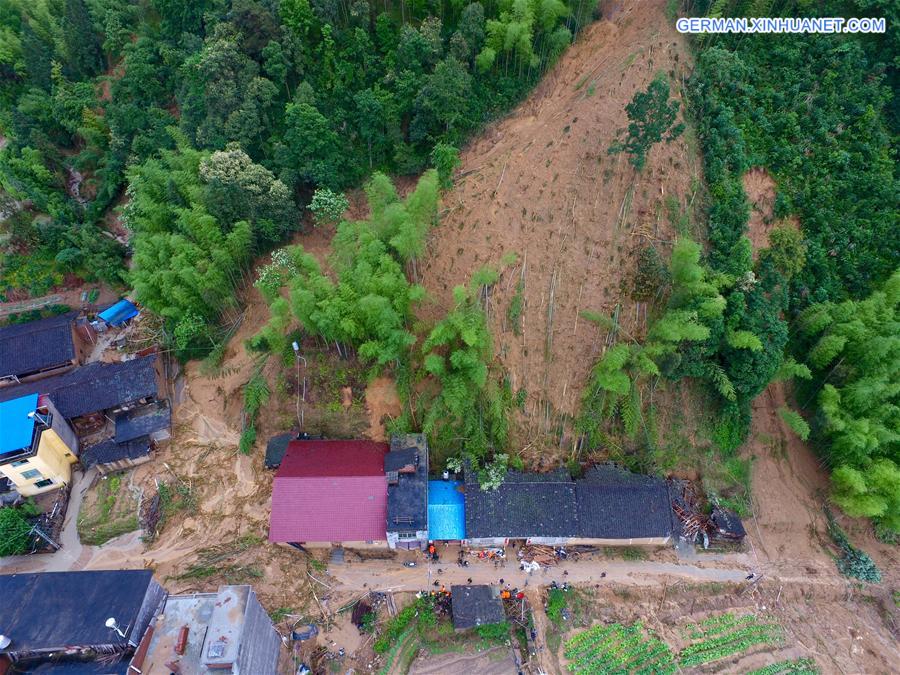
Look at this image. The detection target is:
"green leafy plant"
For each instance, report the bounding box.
[0,507,35,556]
[826,511,881,583]
[309,188,349,227]
[546,588,568,625]
[747,657,819,675]
[608,73,685,171]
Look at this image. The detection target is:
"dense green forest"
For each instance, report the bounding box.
[0,0,596,304]
[579,0,897,532]
[680,0,898,531]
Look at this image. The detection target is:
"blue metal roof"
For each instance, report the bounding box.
[428,480,466,541]
[98,299,139,326]
[0,393,38,456]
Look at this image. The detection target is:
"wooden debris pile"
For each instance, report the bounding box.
[673,502,713,540]
[520,544,559,566]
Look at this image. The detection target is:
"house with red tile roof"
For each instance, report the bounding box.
[269,439,390,547]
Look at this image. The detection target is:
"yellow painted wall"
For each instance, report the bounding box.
[0,429,76,496]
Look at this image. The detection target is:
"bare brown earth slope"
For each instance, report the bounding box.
[419,1,703,440]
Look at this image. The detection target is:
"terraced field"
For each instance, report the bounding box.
[563,623,676,674]
[563,612,817,674]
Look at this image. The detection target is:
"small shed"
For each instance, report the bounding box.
[265,433,295,469]
[80,437,152,475]
[98,299,139,327]
[114,400,171,443]
[711,507,746,541]
[450,585,505,630]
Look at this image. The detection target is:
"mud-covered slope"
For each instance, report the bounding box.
[420,1,703,435]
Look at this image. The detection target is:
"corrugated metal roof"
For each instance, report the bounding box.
[428,480,466,540]
[269,476,387,542]
[0,570,156,652]
[386,435,428,533]
[0,393,37,456]
[114,400,170,443]
[269,440,390,543]
[277,439,388,477]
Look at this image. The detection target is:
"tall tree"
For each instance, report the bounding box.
[796,269,900,533]
[63,0,103,79]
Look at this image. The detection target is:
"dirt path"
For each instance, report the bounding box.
[329,553,757,593]
[409,645,518,674]
[365,376,402,441]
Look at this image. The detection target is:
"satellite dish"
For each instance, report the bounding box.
[0,635,11,649]
[105,618,118,629]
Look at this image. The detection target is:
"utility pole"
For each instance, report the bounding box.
[29,524,60,551]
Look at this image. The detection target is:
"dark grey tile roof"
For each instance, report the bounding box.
[386,434,428,533]
[265,433,295,469]
[451,585,505,629]
[465,463,675,541]
[19,655,131,674]
[115,400,170,443]
[464,470,578,539]
[0,356,159,418]
[80,437,151,468]
[575,484,673,539]
[0,312,76,378]
[0,570,157,652]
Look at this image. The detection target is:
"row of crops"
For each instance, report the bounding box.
[678,613,784,667]
[563,613,817,674]
[563,622,677,674]
[747,658,819,675]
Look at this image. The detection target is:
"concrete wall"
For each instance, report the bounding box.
[278,540,388,550]
[387,529,428,550]
[566,536,671,547]
[463,537,508,548]
[0,428,77,496]
[94,454,151,476]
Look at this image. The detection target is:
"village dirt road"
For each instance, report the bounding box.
[328,551,753,594]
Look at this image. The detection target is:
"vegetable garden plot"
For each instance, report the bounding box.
[563,622,677,674]
[678,613,784,668]
[564,613,797,674]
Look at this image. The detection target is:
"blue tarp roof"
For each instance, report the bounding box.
[0,393,38,456]
[428,480,466,541]
[98,299,139,326]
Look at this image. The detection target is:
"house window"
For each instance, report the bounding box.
[396,531,417,539]
[34,478,54,488]
[21,469,43,480]
[11,459,29,468]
